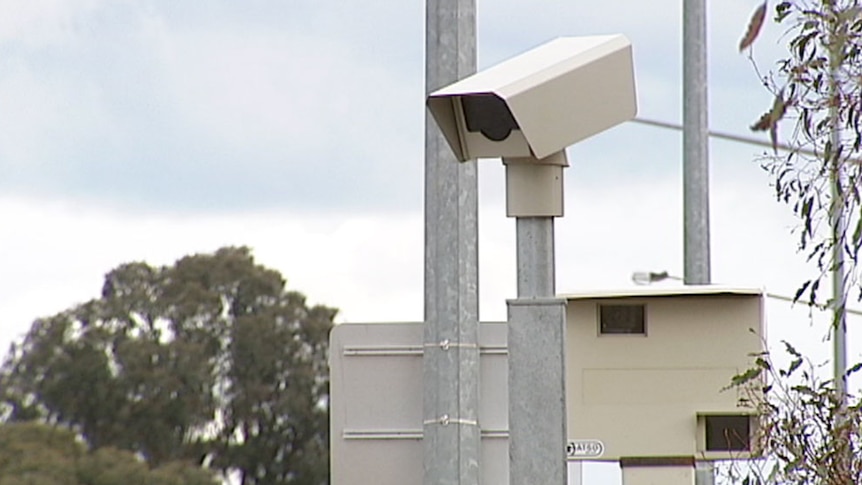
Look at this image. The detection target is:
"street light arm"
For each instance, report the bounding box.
[631,270,683,285]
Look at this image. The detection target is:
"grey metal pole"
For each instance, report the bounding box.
[831,178,848,397]
[516,218,555,297]
[683,0,711,287]
[507,164,568,484]
[829,38,848,403]
[828,40,850,479]
[423,1,480,485]
[684,1,713,484]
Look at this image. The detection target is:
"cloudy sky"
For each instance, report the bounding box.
[0,1,858,483]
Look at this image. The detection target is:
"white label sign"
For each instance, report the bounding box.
[566,439,604,459]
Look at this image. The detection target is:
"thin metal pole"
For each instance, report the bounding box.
[828,24,848,404]
[683,0,711,287]
[509,217,568,485]
[827,31,850,483]
[684,0,713,484]
[423,1,480,485]
[516,218,555,297]
[831,176,848,399]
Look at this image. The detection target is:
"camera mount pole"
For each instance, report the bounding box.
[503,152,569,485]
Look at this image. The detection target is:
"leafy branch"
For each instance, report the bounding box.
[740,0,862,308]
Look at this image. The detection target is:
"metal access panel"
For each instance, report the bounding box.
[329,322,509,485]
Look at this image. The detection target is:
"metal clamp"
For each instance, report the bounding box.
[423,414,479,427]
[424,340,479,351]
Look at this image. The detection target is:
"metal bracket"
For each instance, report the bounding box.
[423,414,479,427]
[424,340,478,351]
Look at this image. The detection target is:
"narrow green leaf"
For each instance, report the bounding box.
[740,1,768,51]
[782,340,802,358]
[731,367,763,386]
[794,281,812,302]
[787,357,803,376]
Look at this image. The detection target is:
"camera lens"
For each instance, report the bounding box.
[461,94,519,141]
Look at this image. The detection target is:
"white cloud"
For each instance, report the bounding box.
[0,1,427,211]
[0,196,423,351]
[0,58,117,178]
[0,0,109,47]
[154,25,419,159]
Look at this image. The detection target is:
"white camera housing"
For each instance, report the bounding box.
[427,35,637,162]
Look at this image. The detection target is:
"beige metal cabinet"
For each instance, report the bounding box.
[563,286,765,461]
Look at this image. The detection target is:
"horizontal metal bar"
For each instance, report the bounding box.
[343,429,509,440]
[481,429,509,439]
[423,416,479,427]
[480,347,508,355]
[344,429,423,440]
[632,117,814,156]
[343,345,507,357]
[766,292,862,317]
[343,345,422,356]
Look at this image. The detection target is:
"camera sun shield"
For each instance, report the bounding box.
[427,35,637,162]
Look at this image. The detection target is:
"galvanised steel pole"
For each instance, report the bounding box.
[684,1,713,485]
[828,24,850,476]
[828,22,848,405]
[683,0,711,288]
[423,1,481,484]
[508,216,568,485]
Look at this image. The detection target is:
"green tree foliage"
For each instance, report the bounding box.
[0,247,335,484]
[734,2,862,482]
[0,421,218,485]
[727,345,862,484]
[742,0,862,304]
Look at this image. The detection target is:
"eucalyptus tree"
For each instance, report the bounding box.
[728,2,862,482]
[0,246,334,484]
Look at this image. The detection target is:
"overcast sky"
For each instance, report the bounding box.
[0,1,859,483]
